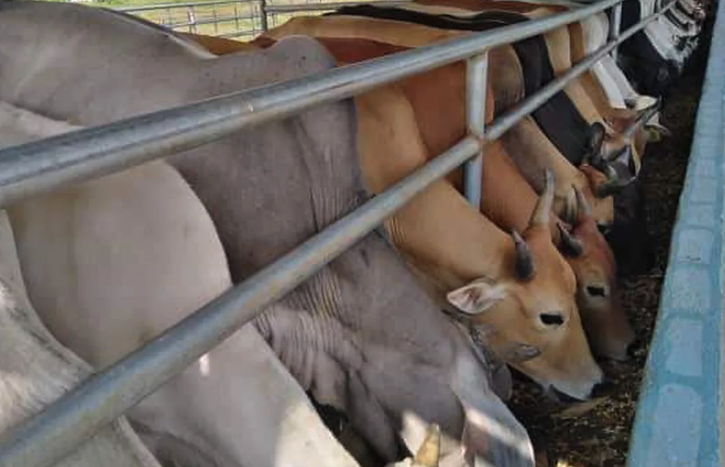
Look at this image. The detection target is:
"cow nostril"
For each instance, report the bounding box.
[591,380,614,398]
[627,340,641,359]
[548,387,581,403]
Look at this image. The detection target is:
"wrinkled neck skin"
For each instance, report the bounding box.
[255,234,467,457]
[501,118,614,226]
[254,233,532,466]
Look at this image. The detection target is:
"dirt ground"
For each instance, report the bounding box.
[507,12,716,467]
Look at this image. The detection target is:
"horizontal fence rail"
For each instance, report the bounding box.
[116,0,247,12]
[116,0,406,36]
[264,0,403,13]
[118,0,265,37]
[0,1,676,466]
[0,0,626,207]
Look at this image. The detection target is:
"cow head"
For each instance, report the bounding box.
[605,99,669,158]
[447,171,603,400]
[642,121,672,143]
[582,122,637,199]
[559,187,635,361]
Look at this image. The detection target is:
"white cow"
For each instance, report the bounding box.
[0,101,362,467]
[0,208,160,466]
[0,96,454,467]
[580,13,659,110]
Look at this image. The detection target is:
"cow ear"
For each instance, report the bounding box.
[447,279,507,315]
[644,123,671,142]
[563,187,578,225]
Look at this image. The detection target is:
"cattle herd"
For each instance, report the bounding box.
[0,0,710,466]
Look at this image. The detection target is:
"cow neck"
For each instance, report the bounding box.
[479,141,560,239]
[327,3,594,166]
[384,182,517,291]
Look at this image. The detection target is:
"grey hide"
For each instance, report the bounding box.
[0,3,534,466]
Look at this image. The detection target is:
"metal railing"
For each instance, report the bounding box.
[116,0,405,38]
[0,1,677,466]
[263,0,404,28]
[118,0,266,38]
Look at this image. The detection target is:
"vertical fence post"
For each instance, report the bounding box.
[464,52,489,207]
[212,5,219,34]
[610,2,622,62]
[259,0,269,32]
[234,2,240,34]
[187,6,198,33]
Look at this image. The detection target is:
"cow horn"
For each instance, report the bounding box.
[595,176,635,198]
[603,162,620,182]
[639,96,662,114]
[645,122,672,141]
[586,122,606,156]
[558,223,584,257]
[627,95,658,111]
[563,188,578,225]
[574,186,593,218]
[590,147,636,199]
[604,145,634,170]
[529,170,554,228]
[512,230,535,281]
[587,144,606,172]
[604,146,636,185]
[413,424,440,467]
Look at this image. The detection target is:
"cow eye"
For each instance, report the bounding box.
[597,223,611,235]
[539,312,564,327]
[586,286,607,297]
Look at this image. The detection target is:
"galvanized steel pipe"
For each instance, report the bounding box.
[0,2,676,466]
[264,0,406,13]
[116,0,243,12]
[0,138,480,467]
[486,1,674,141]
[610,3,623,61]
[0,0,623,208]
[464,52,489,207]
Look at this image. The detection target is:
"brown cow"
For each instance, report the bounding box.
[311,35,635,361]
[187,32,610,394]
[411,0,661,168]
[259,14,620,225]
[354,81,603,398]
[382,0,658,276]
